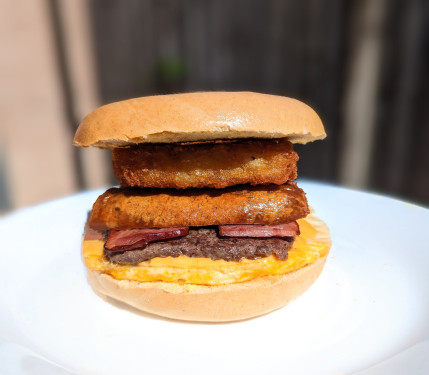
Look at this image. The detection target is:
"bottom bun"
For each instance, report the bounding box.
[87,254,327,322]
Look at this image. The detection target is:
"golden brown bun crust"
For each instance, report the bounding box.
[87,256,326,322]
[85,214,330,322]
[73,92,326,148]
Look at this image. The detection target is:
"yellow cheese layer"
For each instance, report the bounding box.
[83,218,329,286]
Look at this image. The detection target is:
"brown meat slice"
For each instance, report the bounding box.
[105,227,189,252]
[88,182,309,230]
[219,221,299,237]
[112,139,298,189]
[83,221,105,241]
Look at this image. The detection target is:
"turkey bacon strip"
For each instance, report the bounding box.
[219,221,299,238]
[105,227,189,252]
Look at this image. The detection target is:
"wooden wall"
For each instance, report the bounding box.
[369,0,429,204]
[89,0,345,180]
[86,0,428,204]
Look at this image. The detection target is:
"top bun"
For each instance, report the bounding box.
[73,92,326,148]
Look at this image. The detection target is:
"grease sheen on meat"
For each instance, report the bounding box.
[89,182,309,230]
[112,139,298,189]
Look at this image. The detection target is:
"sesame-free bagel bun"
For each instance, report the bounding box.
[85,214,330,322]
[73,92,326,148]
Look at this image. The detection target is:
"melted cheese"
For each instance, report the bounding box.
[82,218,329,285]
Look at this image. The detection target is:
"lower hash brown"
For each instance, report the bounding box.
[89,183,309,230]
[112,139,298,189]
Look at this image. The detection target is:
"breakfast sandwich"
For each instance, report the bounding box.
[74,91,331,322]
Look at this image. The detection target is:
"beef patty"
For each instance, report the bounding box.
[104,228,293,264]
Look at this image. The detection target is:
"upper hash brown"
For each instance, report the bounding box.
[112,139,298,189]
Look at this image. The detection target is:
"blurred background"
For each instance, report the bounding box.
[1,0,428,213]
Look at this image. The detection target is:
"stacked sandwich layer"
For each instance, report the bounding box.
[83,138,328,285]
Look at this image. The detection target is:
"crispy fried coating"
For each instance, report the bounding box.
[112,139,298,189]
[89,183,309,230]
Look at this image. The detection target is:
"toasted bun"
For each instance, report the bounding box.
[87,256,327,322]
[74,92,326,148]
[85,214,330,322]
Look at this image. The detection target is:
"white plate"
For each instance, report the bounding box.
[0,181,428,375]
